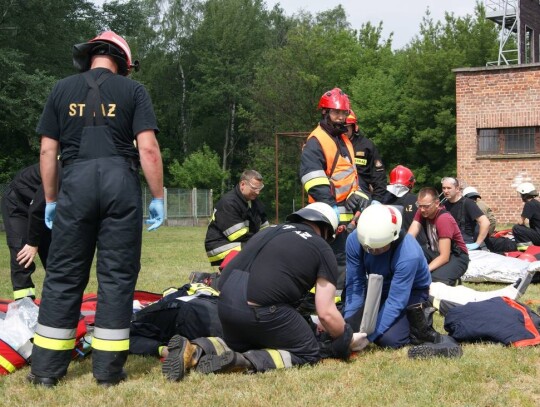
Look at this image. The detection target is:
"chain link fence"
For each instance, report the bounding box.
[0,183,213,230]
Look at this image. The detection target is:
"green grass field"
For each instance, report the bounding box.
[1,227,539,406]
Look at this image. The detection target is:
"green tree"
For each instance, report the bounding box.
[0,48,56,181]
[168,144,229,192]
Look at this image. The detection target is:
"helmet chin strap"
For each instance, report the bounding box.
[323,115,347,133]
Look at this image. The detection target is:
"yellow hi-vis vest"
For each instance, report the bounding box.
[305,125,358,205]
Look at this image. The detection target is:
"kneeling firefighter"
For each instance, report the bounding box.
[162,202,367,380]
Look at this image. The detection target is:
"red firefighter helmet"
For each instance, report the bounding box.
[345,110,359,132]
[318,88,350,112]
[389,165,415,189]
[73,31,136,76]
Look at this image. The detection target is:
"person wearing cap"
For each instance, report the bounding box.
[462,186,497,235]
[512,182,540,246]
[343,204,436,349]
[300,88,370,291]
[29,31,164,387]
[161,203,365,381]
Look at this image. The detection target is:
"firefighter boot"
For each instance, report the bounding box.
[195,350,254,375]
[162,335,200,381]
[407,302,441,344]
[27,373,60,388]
[408,334,463,359]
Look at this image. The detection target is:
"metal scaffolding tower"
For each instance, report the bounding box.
[485,0,519,65]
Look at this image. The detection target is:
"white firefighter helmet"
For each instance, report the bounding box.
[356,204,402,249]
[516,182,538,196]
[286,202,339,236]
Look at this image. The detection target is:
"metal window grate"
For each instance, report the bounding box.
[477,129,500,154]
[503,127,535,154]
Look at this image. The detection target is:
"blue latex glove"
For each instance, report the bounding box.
[44,202,57,229]
[466,242,480,250]
[146,198,164,231]
[332,205,340,223]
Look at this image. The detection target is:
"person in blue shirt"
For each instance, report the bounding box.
[343,204,432,349]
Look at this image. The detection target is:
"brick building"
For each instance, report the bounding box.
[454,63,540,225]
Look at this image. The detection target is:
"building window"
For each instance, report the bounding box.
[477,127,537,155]
[525,26,533,63]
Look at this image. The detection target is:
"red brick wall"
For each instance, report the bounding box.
[455,64,540,225]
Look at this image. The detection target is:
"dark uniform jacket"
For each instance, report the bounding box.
[349,131,387,202]
[205,184,268,266]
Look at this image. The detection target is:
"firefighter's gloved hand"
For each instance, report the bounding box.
[466,242,480,250]
[45,202,57,229]
[332,205,340,223]
[146,198,164,231]
[350,332,369,352]
[345,191,370,213]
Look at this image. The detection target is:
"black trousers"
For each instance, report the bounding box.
[31,157,142,380]
[422,246,469,286]
[1,188,51,297]
[512,224,540,246]
[218,269,320,371]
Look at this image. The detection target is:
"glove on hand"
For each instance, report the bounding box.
[466,242,480,250]
[332,205,341,223]
[45,202,57,229]
[350,332,369,352]
[345,190,370,213]
[146,198,164,231]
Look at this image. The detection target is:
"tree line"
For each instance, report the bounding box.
[0,0,499,217]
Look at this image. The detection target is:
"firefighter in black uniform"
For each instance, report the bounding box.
[29,31,164,387]
[162,202,367,381]
[205,169,269,266]
[300,88,370,291]
[1,163,56,300]
[345,110,387,202]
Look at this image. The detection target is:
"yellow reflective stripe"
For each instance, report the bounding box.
[91,337,129,352]
[33,333,75,351]
[265,349,285,369]
[186,283,220,297]
[260,221,270,229]
[13,287,35,300]
[208,245,241,263]
[432,298,441,311]
[223,222,248,239]
[340,213,354,222]
[304,177,330,193]
[208,337,227,355]
[227,226,249,242]
[0,355,16,373]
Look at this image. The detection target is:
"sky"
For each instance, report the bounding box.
[92,0,482,49]
[264,0,481,49]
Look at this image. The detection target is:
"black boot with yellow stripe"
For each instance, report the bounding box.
[162,335,231,381]
[196,351,254,374]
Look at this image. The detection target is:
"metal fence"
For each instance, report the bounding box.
[0,184,213,229]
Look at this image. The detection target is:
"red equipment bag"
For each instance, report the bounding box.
[0,339,28,375]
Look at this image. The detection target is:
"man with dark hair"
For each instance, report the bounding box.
[205,169,269,266]
[300,88,370,290]
[29,31,164,387]
[441,177,490,251]
[408,187,469,286]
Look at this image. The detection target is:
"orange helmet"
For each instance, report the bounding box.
[389,165,415,189]
[318,88,350,112]
[345,110,359,132]
[73,31,137,76]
